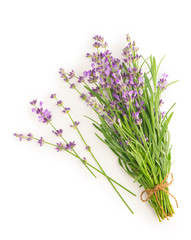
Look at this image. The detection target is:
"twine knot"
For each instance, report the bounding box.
[140,173,178,220]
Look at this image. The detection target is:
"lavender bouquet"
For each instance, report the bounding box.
[14,34,178,221]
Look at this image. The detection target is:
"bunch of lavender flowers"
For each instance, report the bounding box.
[60,34,178,221]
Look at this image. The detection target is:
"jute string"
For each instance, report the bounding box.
[140,173,178,220]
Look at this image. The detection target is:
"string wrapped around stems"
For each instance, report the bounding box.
[140,173,178,220]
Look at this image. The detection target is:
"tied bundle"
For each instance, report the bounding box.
[59,34,178,221]
[14,34,178,221]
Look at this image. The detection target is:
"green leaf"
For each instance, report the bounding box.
[156,55,166,76]
[144,73,153,95]
[84,85,106,105]
[159,112,174,147]
[162,80,179,92]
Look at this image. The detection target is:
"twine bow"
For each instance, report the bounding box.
[140,173,178,220]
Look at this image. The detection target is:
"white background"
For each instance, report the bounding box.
[1,0,191,239]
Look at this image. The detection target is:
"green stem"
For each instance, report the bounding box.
[86,162,135,196]
[23,135,135,196]
[65,107,134,212]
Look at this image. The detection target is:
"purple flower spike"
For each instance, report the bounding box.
[52,129,63,137]
[65,141,76,151]
[38,137,44,146]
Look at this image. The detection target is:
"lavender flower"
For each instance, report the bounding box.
[31,100,52,124]
[136,118,142,126]
[55,142,64,152]
[59,68,65,76]
[70,121,79,129]
[93,35,104,42]
[59,68,69,82]
[159,99,164,106]
[157,73,168,90]
[93,42,102,49]
[162,111,165,118]
[38,137,44,146]
[62,107,70,113]
[27,133,33,141]
[85,145,91,151]
[65,141,76,151]
[68,70,75,79]
[102,41,108,48]
[57,100,63,106]
[83,157,87,164]
[118,118,122,127]
[50,93,56,99]
[78,76,84,83]
[38,109,52,123]
[145,136,149,141]
[70,83,76,89]
[132,111,139,119]
[30,100,37,105]
[14,133,24,141]
[126,33,131,42]
[80,93,87,101]
[52,129,63,137]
